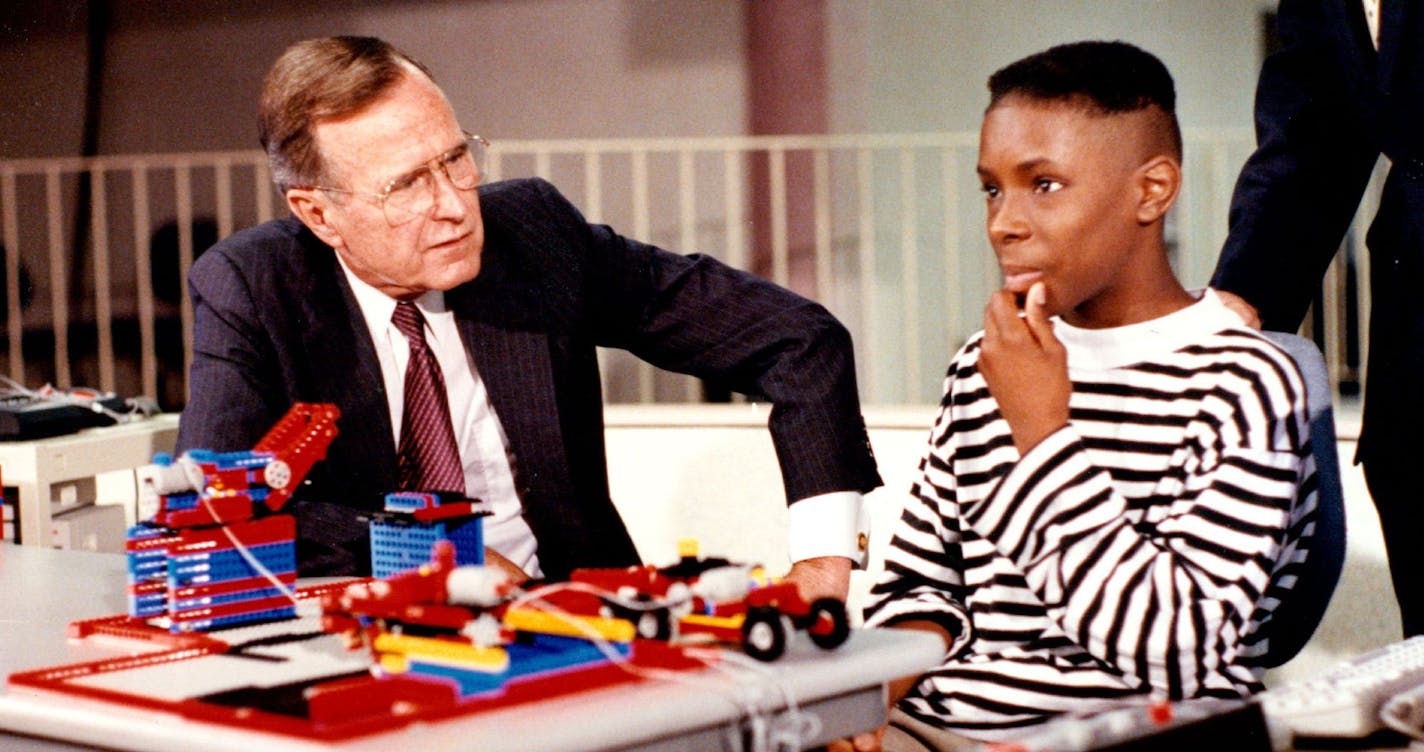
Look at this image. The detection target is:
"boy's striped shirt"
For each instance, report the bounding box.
[864,291,1316,739]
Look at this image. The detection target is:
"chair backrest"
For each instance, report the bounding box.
[1258,331,1347,668]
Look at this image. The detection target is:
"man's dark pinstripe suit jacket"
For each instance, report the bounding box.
[176,178,883,578]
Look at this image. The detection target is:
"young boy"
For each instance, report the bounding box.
[855,41,1316,749]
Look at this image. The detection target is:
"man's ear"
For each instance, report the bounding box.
[1135,155,1181,225]
[286,188,345,249]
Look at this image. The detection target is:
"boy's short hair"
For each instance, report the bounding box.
[987,40,1182,159]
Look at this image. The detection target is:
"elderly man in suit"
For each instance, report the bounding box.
[1211,0,1424,636]
[177,37,882,594]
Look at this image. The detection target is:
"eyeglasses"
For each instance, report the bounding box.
[305,134,489,226]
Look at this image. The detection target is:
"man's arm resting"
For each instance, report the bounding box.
[783,490,866,601]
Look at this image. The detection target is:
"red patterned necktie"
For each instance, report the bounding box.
[392,301,467,495]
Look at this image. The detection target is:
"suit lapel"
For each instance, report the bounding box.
[446,251,570,506]
[1377,0,1409,86]
[299,248,398,486]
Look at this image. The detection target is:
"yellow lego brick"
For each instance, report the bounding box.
[680,613,745,630]
[503,607,635,643]
[378,652,408,673]
[372,632,509,672]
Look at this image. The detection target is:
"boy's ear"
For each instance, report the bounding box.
[1135,155,1181,225]
[286,188,346,250]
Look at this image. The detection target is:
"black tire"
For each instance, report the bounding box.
[742,607,787,661]
[634,607,673,641]
[806,597,850,650]
[605,596,674,641]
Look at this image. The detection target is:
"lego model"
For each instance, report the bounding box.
[558,540,852,661]
[7,412,857,747]
[12,507,846,745]
[366,490,491,578]
[322,538,647,697]
[125,402,339,632]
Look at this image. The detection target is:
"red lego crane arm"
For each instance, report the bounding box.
[253,402,341,512]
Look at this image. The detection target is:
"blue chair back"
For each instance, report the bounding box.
[1258,331,1347,668]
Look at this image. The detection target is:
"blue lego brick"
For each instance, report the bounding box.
[126,524,171,540]
[128,551,171,578]
[169,543,296,580]
[403,633,628,697]
[503,633,630,682]
[157,492,202,512]
[384,492,436,513]
[128,592,168,617]
[369,517,484,578]
[171,583,295,610]
[168,541,296,586]
[181,449,275,470]
[405,659,507,695]
[446,519,484,565]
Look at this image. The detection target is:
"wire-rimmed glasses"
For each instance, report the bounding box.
[305,133,489,226]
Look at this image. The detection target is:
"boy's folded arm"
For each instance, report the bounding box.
[862,451,976,661]
[864,585,974,658]
[960,425,1304,696]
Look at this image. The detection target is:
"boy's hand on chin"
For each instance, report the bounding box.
[980,281,1071,454]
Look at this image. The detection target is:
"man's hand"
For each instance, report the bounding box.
[483,546,531,586]
[1214,289,1262,329]
[979,281,1070,455]
[783,555,852,602]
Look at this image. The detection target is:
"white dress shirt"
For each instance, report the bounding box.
[1363,0,1381,49]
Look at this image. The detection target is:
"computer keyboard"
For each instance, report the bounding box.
[0,392,132,440]
[1257,636,1424,739]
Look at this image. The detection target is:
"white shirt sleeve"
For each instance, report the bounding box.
[786,490,868,567]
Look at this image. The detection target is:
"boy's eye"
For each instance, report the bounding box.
[1033,177,1064,193]
[980,183,1000,199]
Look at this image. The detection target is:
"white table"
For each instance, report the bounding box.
[0,415,179,546]
[0,544,945,752]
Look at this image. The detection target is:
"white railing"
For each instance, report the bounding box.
[0,131,1365,409]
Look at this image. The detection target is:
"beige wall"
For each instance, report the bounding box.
[0,0,749,159]
[2,0,1272,159]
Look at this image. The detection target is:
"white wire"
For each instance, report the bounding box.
[509,579,689,613]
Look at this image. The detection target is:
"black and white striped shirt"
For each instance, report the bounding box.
[864,291,1316,739]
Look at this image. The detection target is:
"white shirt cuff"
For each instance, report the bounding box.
[786,490,868,567]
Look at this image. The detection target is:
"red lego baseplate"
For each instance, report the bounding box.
[8,580,711,743]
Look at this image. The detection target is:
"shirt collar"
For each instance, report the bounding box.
[1053,288,1242,371]
[333,252,447,340]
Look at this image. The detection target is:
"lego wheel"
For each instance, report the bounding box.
[606,599,673,641]
[264,460,292,489]
[742,607,786,661]
[806,598,850,649]
[634,607,673,641]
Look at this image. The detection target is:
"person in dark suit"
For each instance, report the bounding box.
[1211,0,1424,636]
[178,36,882,595]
